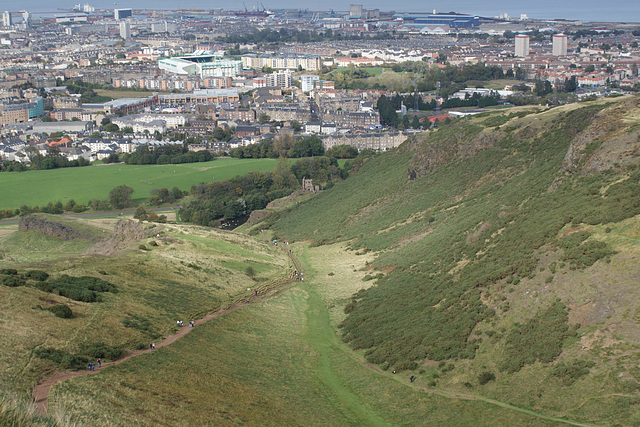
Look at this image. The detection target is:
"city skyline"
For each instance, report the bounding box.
[11,0,640,23]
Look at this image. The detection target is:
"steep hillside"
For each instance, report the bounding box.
[270,96,640,423]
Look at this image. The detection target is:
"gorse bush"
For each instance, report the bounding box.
[557,229,616,269]
[478,371,496,385]
[1,276,26,287]
[80,343,123,361]
[35,275,116,302]
[49,304,73,319]
[25,270,49,282]
[551,359,595,386]
[500,300,576,373]
[34,347,87,370]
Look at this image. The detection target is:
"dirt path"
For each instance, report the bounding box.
[33,245,300,415]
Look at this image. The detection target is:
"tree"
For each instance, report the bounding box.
[534,80,553,96]
[134,206,148,220]
[564,76,577,92]
[376,95,399,128]
[258,112,271,124]
[288,136,325,158]
[101,117,111,126]
[103,123,119,133]
[109,185,134,209]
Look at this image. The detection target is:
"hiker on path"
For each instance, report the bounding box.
[97,359,101,368]
[410,376,415,383]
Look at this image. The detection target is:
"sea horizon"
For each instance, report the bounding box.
[15,0,640,24]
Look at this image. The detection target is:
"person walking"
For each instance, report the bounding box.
[97,358,101,368]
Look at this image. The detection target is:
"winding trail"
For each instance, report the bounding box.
[33,244,301,415]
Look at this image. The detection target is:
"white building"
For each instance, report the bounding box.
[119,21,131,39]
[114,8,132,20]
[2,11,11,27]
[515,34,530,57]
[552,34,568,56]
[158,55,242,78]
[300,75,319,92]
[265,71,293,88]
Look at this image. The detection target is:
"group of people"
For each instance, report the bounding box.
[293,270,304,281]
[176,320,196,328]
[87,359,101,371]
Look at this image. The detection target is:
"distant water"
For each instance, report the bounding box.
[19,0,640,23]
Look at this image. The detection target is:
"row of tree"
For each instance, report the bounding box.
[120,144,213,165]
[229,135,324,159]
[0,151,90,173]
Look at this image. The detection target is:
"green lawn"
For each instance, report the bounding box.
[0,158,277,210]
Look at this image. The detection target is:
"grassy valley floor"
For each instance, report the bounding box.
[49,240,572,426]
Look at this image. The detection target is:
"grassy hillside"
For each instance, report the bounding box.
[265,96,640,424]
[0,215,289,395]
[0,158,277,211]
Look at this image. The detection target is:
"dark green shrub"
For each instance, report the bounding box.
[37,275,116,302]
[551,359,595,386]
[0,268,17,275]
[500,300,576,373]
[49,304,73,319]
[25,270,49,281]
[1,276,26,287]
[34,347,87,370]
[80,343,123,360]
[478,371,496,385]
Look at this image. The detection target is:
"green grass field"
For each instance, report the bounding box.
[0,158,277,211]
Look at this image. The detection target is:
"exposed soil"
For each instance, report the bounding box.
[83,219,163,256]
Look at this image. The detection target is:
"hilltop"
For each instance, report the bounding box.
[264,95,640,424]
